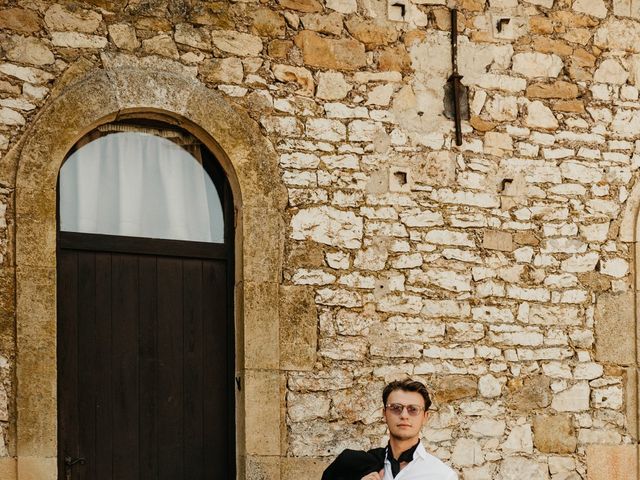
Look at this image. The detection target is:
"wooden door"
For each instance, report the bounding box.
[57,234,235,480]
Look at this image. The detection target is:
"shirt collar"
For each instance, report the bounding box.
[385,439,427,462]
[414,440,428,460]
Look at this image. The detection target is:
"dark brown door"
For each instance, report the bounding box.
[57,234,235,480]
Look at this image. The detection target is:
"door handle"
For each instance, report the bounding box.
[65,456,86,467]
[64,456,86,480]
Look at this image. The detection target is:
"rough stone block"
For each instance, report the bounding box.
[0,458,16,480]
[282,456,329,480]
[244,370,281,456]
[506,375,552,413]
[243,206,286,284]
[294,31,367,71]
[245,455,281,480]
[0,8,41,33]
[413,151,456,187]
[483,230,513,252]
[533,414,577,454]
[586,445,638,480]
[625,367,638,440]
[244,281,280,370]
[17,456,56,480]
[594,292,636,365]
[526,81,579,99]
[280,285,317,370]
[434,375,478,403]
[15,217,56,269]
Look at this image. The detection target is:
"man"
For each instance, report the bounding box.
[322,379,458,480]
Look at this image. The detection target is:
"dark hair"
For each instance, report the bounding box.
[382,379,432,411]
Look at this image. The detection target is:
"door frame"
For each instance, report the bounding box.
[9,68,288,480]
[55,126,237,479]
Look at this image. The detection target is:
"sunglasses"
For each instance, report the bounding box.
[385,403,425,416]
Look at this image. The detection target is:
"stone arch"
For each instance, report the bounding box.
[603,180,640,478]
[8,67,287,479]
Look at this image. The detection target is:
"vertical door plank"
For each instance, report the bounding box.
[94,252,113,480]
[183,259,204,478]
[77,252,97,480]
[111,254,140,479]
[202,260,229,477]
[157,257,184,480]
[138,255,158,480]
[57,250,80,480]
[60,243,234,480]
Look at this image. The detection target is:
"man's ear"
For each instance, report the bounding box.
[421,411,430,426]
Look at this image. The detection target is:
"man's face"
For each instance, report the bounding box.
[383,389,429,443]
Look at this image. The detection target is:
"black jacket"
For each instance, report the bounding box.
[321,448,386,480]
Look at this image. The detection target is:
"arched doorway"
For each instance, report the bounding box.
[12,68,287,480]
[56,122,235,479]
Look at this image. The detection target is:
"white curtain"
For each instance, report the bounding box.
[59,131,225,243]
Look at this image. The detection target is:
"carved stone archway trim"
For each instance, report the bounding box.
[4,67,287,479]
[604,179,640,479]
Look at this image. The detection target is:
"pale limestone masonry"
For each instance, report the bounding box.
[1,1,640,480]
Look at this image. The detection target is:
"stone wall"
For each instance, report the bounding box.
[1,0,640,479]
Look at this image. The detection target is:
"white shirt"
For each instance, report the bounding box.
[383,441,458,480]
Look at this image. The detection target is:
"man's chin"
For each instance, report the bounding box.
[390,430,418,441]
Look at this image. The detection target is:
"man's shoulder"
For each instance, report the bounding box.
[417,447,458,478]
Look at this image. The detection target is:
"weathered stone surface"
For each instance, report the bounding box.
[252,8,287,37]
[301,12,343,35]
[326,0,357,13]
[533,415,578,454]
[0,8,41,33]
[345,18,399,47]
[498,457,549,480]
[273,64,314,95]
[512,52,563,78]
[295,31,367,70]
[379,45,412,72]
[281,286,317,370]
[573,0,607,17]
[506,375,552,412]
[316,72,352,100]
[246,455,280,480]
[268,39,293,58]
[527,81,579,98]
[594,59,629,84]
[245,370,281,456]
[525,100,558,130]
[291,206,363,248]
[51,32,108,49]
[434,375,478,402]
[587,445,638,480]
[452,438,484,467]
[174,23,211,50]
[551,382,590,412]
[0,458,16,480]
[282,457,329,480]
[483,231,513,252]
[44,4,102,33]
[200,57,244,84]
[108,24,140,50]
[211,31,263,56]
[4,36,54,66]
[595,292,635,365]
[141,34,179,58]
[501,425,533,454]
[279,0,323,12]
[594,18,640,53]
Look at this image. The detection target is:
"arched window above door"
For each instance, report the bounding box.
[59,126,225,243]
